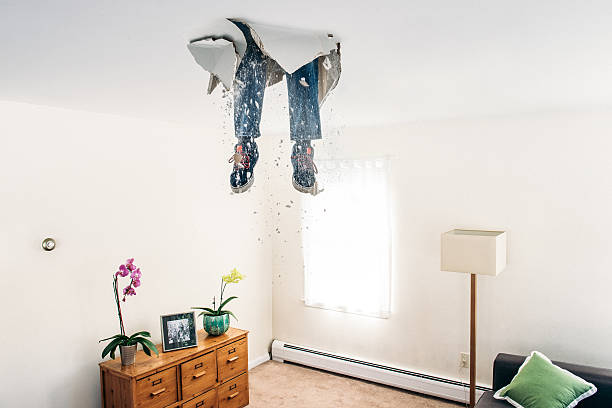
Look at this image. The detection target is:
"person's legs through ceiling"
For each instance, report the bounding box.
[287,60,322,195]
[229,21,267,193]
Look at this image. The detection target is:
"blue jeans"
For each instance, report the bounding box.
[233,22,322,141]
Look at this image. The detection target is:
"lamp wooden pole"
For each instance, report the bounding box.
[441,229,507,407]
[470,273,477,408]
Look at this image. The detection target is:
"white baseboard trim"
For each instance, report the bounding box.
[271,339,488,404]
[249,353,271,370]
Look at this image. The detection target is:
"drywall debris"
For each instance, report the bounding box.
[299,77,309,87]
[188,38,238,91]
[323,56,332,71]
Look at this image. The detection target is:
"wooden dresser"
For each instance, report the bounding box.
[100,328,249,408]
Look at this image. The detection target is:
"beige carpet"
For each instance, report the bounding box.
[248,361,462,408]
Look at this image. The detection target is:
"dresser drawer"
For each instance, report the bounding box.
[181,351,217,399]
[135,366,178,408]
[216,338,248,382]
[182,388,217,408]
[218,373,248,408]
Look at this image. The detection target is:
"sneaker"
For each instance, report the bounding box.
[228,138,259,193]
[291,142,322,195]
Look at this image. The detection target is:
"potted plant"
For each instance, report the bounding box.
[193,268,245,336]
[99,258,158,365]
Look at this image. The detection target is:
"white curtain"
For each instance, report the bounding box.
[302,158,391,318]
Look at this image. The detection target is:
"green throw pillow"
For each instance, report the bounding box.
[494,351,597,408]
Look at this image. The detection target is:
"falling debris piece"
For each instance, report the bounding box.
[299,77,309,87]
[285,205,291,208]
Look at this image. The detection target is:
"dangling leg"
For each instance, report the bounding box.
[229,22,267,193]
[287,59,322,195]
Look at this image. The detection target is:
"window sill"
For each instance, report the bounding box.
[301,299,390,319]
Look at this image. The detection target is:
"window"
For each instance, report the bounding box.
[302,158,391,318]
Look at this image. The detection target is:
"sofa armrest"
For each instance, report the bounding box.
[475,391,509,407]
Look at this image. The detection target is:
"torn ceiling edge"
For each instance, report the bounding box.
[188,38,238,93]
[187,18,341,105]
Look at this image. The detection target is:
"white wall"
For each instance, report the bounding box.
[0,101,273,407]
[271,110,612,387]
[3,99,612,404]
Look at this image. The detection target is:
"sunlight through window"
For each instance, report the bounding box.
[302,158,391,318]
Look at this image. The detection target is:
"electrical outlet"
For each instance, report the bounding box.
[460,352,470,368]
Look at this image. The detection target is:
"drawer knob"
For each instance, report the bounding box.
[150,388,166,397]
[193,371,207,379]
[196,401,205,407]
[227,356,239,363]
[228,392,239,399]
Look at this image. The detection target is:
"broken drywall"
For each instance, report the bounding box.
[188,37,237,92]
[187,19,341,105]
[242,20,338,74]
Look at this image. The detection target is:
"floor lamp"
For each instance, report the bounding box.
[441,229,507,407]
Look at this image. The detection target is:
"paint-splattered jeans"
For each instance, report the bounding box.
[233,22,322,142]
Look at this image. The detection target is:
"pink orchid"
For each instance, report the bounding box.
[130,268,141,279]
[118,264,129,277]
[112,258,144,336]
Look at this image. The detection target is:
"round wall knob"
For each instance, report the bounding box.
[42,238,56,251]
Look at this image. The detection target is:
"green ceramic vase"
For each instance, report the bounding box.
[203,314,230,336]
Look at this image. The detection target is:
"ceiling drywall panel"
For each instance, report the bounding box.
[1,0,612,130]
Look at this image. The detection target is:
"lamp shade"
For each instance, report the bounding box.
[441,229,507,276]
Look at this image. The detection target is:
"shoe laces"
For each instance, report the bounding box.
[311,181,324,196]
[228,145,251,170]
[293,147,318,174]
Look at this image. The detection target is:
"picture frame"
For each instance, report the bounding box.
[160,312,198,352]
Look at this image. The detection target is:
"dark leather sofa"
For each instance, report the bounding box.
[476,353,612,407]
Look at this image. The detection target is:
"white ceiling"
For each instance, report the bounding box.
[2,0,612,129]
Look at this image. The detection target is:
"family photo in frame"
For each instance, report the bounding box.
[160,312,197,352]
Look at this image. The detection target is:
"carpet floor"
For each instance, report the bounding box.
[248,361,462,408]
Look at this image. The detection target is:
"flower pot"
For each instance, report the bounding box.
[203,314,230,336]
[120,344,137,366]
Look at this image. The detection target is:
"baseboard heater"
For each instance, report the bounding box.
[271,340,490,404]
